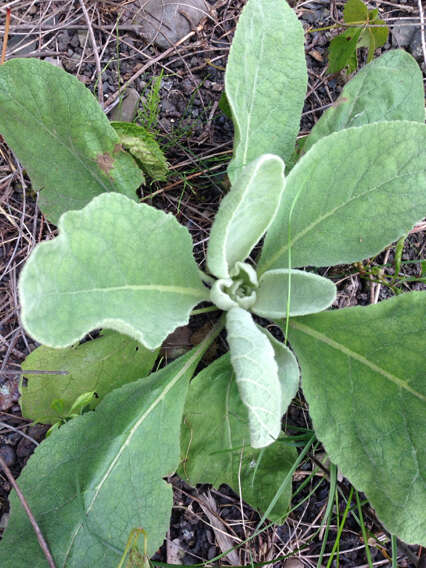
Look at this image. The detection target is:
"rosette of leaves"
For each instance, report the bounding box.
[205,152,336,448]
[0,0,425,564]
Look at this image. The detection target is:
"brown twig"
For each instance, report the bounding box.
[417,0,426,68]
[0,454,57,568]
[0,8,11,64]
[79,0,103,106]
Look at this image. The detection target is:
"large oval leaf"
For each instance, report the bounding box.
[207,154,285,279]
[179,354,297,521]
[252,269,336,319]
[0,59,143,224]
[259,121,426,271]
[304,50,424,153]
[225,0,307,182]
[19,193,208,349]
[21,330,158,424]
[288,293,426,545]
[226,307,281,448]
[0,346,204,567]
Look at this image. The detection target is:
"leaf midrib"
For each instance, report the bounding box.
[290,319,425,401]
[62,345,201,566]
[9,90,113,195]
[41,284,207,299]
[261,169,419,272]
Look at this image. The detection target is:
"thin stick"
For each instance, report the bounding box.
[3,369,70,375]
[0,454,57,568]
[418,0,426,66]
[79,0,103,105]
[1,8,11,64]
[0,421,40,446]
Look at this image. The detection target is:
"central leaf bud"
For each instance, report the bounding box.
[210,262,258,311]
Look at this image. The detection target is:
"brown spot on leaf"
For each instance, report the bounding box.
[113,143,123,154]
[333,96,348,108]
[96,152,115,176]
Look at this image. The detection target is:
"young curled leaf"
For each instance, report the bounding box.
[179,353,297,520]
[259,328,300,416]
[252,269,336,319]
[226,307,282,448]
[208,154,285,279]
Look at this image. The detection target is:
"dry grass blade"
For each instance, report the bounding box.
[198,491,240,565]
[417,0,426,66]
[79,0,103,105]
[0,8,11,65]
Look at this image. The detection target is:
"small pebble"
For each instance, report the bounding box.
[207,546,217,560]
[0,445,16,469]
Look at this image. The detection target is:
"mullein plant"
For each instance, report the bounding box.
[0,0,424,564]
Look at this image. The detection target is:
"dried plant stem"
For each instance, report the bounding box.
[1,8,11,64]
[418,0,426,66]
[79,0,103,105]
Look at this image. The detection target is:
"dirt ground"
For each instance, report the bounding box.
[0,1,425,566]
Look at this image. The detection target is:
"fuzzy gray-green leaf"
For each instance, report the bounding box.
[289,293,426,545]
[207,154,285,279]
[305,50,424,153]
[179,354,297,520]
[0,59,143,224]
[0,348,203,567]
[226,307,281,448]
[225,0,307,182]
[19,193,208,350]
[260,121,426,271]
[252,269,336,319]
[260,328,300,415]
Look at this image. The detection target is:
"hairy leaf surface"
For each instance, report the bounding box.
[260,121,426,271]
[259,328,300,415]
[0,347,204,567]
[305,50,424,152]
[19,193,208,349]
[0,59,143,223]
[226,307,281,448]
[288,293,426,545]
[208,155,285,278]
[252,269,336,319]
[179,354,297,520]
[20,330,158,423]
[225,0,307,182]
